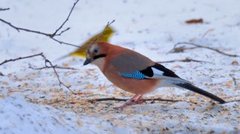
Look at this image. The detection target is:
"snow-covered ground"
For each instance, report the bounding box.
[0,0,240,133]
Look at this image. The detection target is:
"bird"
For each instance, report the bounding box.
[83,42,225,109]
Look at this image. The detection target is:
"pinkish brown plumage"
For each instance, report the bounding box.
[84,42,225,109]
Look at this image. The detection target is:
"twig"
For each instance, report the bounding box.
[50,37,78,47]
[0,18,78,47]
[0,53,74,93]
[106,20,115,28]
[88,97,197,104]
[89,20,115,45]
[56,27,71,36]
[0,18,48,34]
[229,74,237,90]
[169,46,197,53]
[0,53,43,65]
[38,54,75,93]
[89,97,240,104]
[28,63,78,70]
[0,8,10,11]
[52,0,80,36]
[224,99,240,103]
[170,42,240,57]
[157,57,211,64]
[201,28,214,39]
[221,95,240,103]
[0,0,80,48]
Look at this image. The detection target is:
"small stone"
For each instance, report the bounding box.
[0,72,4,76]
[231,60,239,65]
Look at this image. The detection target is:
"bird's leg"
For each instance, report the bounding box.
[134,95,144,104]
[130,94,144,104]
[114,94,143,110]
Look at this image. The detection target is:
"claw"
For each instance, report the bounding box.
[114,94,143,110]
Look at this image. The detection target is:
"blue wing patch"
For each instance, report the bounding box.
[119,63,179,80]
[120,71,146,80]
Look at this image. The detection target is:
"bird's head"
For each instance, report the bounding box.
[83,42,108,66]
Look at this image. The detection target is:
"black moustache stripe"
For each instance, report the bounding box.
[93,54,107,60]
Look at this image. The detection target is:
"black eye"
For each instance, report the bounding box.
[94,49,98,53]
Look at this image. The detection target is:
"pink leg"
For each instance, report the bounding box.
[114,94,144,110]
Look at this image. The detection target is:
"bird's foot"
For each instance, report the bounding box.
[114,94,144,110]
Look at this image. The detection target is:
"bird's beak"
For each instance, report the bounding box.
[83,58,92,65]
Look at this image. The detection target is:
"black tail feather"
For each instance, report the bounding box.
[176,83,225,104]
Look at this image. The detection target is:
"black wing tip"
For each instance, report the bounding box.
[153,63,180,78]
[140,66,154,77]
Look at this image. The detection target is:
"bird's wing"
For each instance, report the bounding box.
[109,49,181,80]
[119,63,180,80]
[110,49,155,73]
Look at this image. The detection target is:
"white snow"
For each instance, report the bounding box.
[0,0,240,133]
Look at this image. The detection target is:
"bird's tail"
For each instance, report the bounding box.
[174,82,225,104]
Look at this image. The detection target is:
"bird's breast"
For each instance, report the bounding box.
[92,58,105,71]
[103,66,160,94]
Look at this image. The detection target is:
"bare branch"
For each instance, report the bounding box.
[0,0,81,48]
[225,99,240,103]
[88,97,197,104]
[169,46,197,53]
[50,37,78,47]
[170,42,240,57]
[157,57,211,64]
[52,0,80,36]
[0,1,115,50]
[0,8,10,11]
[0,19,74,46]
[40,54,73,92]
[201,28,214,38]
[0,18,79,47]
[89,97,240,104]
[106,20,115,27]
[0,53,74,93]
[28,63,77,70]
[55,27,71,36]
[0,53,43,65]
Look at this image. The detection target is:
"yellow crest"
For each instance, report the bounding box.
[69,26,115,58]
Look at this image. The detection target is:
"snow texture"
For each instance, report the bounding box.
[0,0,240,133]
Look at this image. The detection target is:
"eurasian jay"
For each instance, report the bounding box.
[83,42,225,109]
